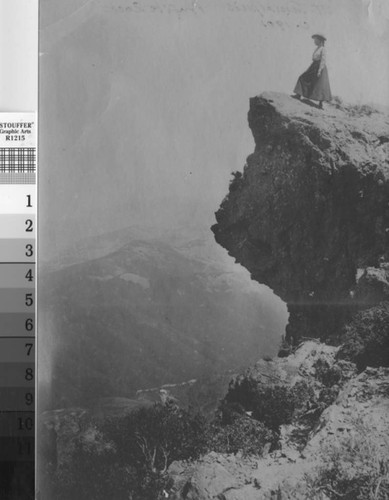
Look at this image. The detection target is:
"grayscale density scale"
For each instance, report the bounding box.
[0,113,36,499]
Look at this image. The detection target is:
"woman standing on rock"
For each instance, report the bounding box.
[293,33,332,109]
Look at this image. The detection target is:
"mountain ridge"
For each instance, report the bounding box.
[40,228,286,410]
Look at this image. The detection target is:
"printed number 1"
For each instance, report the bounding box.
[26,195,32,208]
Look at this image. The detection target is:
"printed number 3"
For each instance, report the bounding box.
[25,244,33,257]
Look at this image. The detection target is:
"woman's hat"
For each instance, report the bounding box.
[312,33,327,41]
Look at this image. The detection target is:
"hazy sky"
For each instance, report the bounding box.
[39,0,389,259]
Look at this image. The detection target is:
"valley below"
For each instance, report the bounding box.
[39,226,287,412]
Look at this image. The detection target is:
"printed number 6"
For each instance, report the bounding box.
[25,318,33,331]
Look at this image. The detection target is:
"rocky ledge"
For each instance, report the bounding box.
[168,341,389,499]
[212,92,389,342]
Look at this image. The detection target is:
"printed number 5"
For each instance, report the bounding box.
[25,294,33,307]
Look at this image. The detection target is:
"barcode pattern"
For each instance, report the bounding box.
[0,148,36,184]
[0,149,36,173]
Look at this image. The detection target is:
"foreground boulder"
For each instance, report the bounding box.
[167,342,389,499]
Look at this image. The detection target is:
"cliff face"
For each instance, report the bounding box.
[212,93,389,342]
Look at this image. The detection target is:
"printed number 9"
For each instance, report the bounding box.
[25,393,33,406]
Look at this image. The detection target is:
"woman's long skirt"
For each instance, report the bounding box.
[294,60,332,102]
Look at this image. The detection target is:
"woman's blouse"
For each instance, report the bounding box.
[312,46,327,73]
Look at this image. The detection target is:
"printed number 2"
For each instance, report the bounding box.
[25,220,33,232]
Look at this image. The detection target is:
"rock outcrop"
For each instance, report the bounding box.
[168,342,389,499]
[164,93,389,499]
[212,92,389,342]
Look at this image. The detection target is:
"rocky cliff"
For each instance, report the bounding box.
[163,93,389,499]
[212,92,389,342]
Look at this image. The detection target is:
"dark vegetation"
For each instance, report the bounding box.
[42,346,351,499]
[42,403,207,500]
[313,358,342,387]
[208,400,274,456]
[41,379,299,500]
[223,376,315,433]
[224,379,296,432]
[337,303,389,370]
[229,170,243,191]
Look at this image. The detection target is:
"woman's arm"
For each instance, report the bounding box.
[318,47,326,75]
